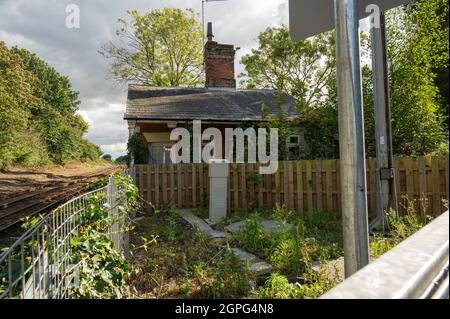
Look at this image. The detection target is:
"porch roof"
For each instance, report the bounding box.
[124,85,298,122]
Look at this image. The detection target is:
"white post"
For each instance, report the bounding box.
[208,159,229,224]
[128,121,136,168]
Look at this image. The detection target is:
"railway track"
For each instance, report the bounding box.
[0,166,122,232]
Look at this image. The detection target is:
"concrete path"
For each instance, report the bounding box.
[226,220,292,235]
[179,211,226,239]
[179,210,273,276]
[231,248,273,275]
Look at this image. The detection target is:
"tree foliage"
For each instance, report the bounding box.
[409,0,449,115]
[127,133,149,165]
[0,42,41,168]
[239,1,448,159]
[0,43,101,169]
[385,2,448,155]
[100,8,204,86]
[240,26,335,116]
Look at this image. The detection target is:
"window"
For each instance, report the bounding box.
[149,143,174,164]
[289,135,300,145]
[287,134,301,160]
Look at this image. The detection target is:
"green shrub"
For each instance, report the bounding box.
[259,273,299,299]
[70,174,138,298]
[235,214,274,257]
[300,210,343,259]
[370,201,432,257]
[72,231,130,299]
[235,209,343,281]
[204,247,254,299]
[269,204,294,224]
[259,270,338,299]
[80,140,102,162]
[193,208,208,219]
[11,128,50,167]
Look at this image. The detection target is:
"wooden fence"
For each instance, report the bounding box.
[135,156,449,217]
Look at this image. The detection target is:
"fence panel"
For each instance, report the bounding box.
[136,156,449,216]
[0,176,128,299]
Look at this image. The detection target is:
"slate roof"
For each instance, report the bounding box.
[124,85,298,122]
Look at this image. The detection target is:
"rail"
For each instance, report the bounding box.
[0,176,128,299]
[321,211,449,299]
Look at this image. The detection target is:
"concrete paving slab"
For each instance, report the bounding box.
[226,220,292,235]
[249,261,273,276]
[231,248,258,263]
[179,211,226,239]
[231,247,273,276]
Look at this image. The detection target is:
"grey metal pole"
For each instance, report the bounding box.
[334,0,370,277]
[370,10,398,232]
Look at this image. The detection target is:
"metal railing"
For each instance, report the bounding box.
[321,211,449,299]
[0,176,128,299]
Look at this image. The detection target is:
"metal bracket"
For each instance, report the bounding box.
[380,168,394,180]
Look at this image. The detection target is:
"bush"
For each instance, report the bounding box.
[259,273,299,299]
[70,174,138,298]
[102,154,113,162]
[370,200,432,257]
[235,214,274,257]
[235,209,342,280]
[259,270,338,299]
[72,231,130,299]
[80,140,102,162]
[204,247,254,299]
[115,155,129,165]
[14,129,50,167]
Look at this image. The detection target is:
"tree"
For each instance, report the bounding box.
[314,5,448,158]
[0,42,46,169]
[0,43,101,169]
[99,8,204,86]
[115,155,129,165]
[102,154,112,162]
[12,47,101,164]
[409,0,449,117]
[240,1,448,159]
[385,4,448,155]
[239,26,335,116]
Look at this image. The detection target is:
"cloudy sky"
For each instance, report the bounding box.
[0,0,292,158]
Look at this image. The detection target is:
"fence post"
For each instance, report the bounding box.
[108,176,120,252]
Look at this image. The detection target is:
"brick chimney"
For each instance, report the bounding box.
[204,22,236,89]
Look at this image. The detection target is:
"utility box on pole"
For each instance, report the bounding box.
[208,159,229,224]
